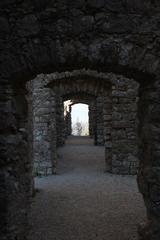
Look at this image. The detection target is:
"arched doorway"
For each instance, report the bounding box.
[71,103,89,136]
[1,1,160,238]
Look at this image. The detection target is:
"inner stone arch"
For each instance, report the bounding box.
[2,61,160,239]
[1,2,160,238]
[64,96,93,138]
[63,92,105,146]
[27,70,139,176]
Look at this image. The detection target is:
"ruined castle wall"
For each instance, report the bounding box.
[56,96,65,147]
[28,76,57,176]
[1,1,160,239]
[30,72,139,176]
[111,76,139,175]
[64,104,72,137]
[96,96,104,145]
[89,100,96,139]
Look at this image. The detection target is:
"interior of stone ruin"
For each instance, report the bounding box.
[1,1,160,240]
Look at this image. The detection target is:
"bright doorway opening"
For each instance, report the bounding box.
[71,103,89,136]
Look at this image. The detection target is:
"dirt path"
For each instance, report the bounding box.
[30,136,146,240]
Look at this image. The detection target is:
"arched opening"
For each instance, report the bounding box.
[2,66,159,240]
[1,3,160,236]
[71,103,89,136]
[17,70,147,240]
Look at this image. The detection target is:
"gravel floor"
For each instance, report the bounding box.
[30,136,146,240]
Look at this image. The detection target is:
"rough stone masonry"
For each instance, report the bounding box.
[28,71,139,176]
[0,1,160,240]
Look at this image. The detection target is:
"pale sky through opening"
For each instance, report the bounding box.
[71,103,89,136]
[71,103,89,123]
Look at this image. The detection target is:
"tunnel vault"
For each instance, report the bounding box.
[28,70,139,177]
[0,1,160,240]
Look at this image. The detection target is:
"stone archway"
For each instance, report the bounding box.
[28,72,112,175]
[29,71,139,176]
[63,95,96,138]
[0,1,160,239]
[1,71,159,240]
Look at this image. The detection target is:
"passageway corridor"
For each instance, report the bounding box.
[30,137,146,240]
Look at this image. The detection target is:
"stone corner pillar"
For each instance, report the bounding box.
[137,79,160,240]
[30,78,57,176]
[103,93,112,172]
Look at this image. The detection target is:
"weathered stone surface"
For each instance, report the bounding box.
[27,77,57,176]
[31,70,139,177]
[0,1,160,240]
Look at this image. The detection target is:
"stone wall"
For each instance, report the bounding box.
[96,96,104,145]
[1,1,160,238]
[64,102,72,137]
[111,76,139,175]
[56,96,65,147]
[27,76,57,176]
[89,100,96,138]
